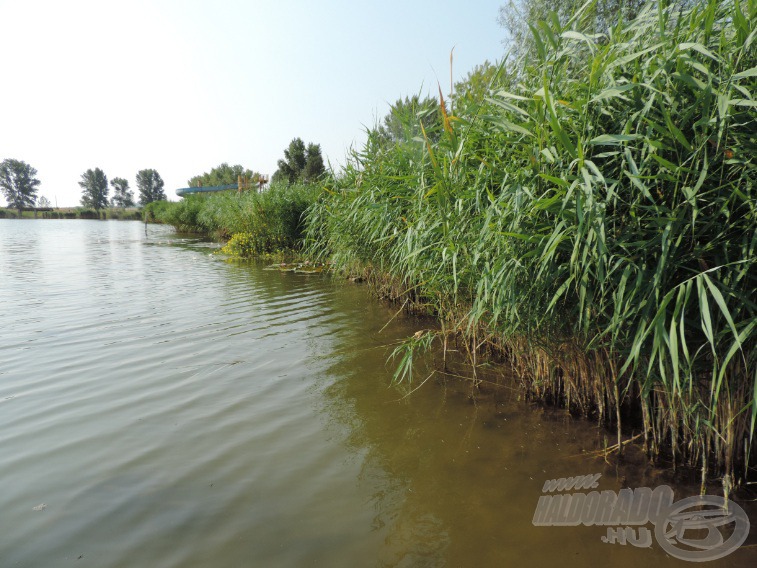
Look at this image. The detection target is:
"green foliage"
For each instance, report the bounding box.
[272,138,326,184]
[142,200,172,222]
[155,194,206,231]
[188,163,261,187]
[498,0,649,64]
[151,181,320,254]
[218,232,259,257]
[274,138,306,183]
[110,177,135,208]
[376,94,443,146]
[453,60,509,107]
[79,168,109,211]
[0,158,41,213]
[77,207,99,219]
[105,207,141,220]
[306,0,757,485]
[136,169,166,205]
[303,143,325,182]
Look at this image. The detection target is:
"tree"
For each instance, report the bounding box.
[376,95,443,146]
[273,138,307,184]
[79,168,109,211]
[136,169,166,205]
[453,60,508,107]
[110,177,135,208]
[272,138,325,184]
[303,143,325,181]
[188,163,261,188]
[0,159,41,215]
[37,196,51,208]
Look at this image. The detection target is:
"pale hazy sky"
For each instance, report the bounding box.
[1,0,505,206]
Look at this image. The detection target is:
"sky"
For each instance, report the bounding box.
[0,0,506,206]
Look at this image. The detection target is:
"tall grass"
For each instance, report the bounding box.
[305,0,756,491]
[152,182,320,254]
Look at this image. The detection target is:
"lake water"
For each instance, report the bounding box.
[1,219,754,567]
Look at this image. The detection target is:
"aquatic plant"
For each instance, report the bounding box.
[218,232,259,257]
[153,181,320,253]
[305,0,757,491]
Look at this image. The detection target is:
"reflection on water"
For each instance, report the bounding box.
[0,219,754,567]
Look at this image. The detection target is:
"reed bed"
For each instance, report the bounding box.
[152,182,319,254]
[305,0,756,491]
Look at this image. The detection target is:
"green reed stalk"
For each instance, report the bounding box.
[305,0,756,489]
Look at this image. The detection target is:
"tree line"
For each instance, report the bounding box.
[0,158,166,215]
[78,167,165,211]
[2,135,327,216]
[186,139,326,188]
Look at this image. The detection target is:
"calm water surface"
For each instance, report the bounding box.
[1,220,754,567]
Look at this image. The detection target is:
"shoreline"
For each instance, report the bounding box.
[0,207,142,221]
[163,225,757,497]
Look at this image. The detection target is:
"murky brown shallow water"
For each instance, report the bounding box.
[1,220,755,567]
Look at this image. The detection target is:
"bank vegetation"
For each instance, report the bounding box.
[155,0,756,493]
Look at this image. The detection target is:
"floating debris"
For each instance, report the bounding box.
[32,503,47,511]
[264,262,328,274]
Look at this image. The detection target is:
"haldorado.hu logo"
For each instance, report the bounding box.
[532,473,750,562]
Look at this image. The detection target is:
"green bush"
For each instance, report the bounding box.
[153,182,320,253]
[77,208,98,219]
[105,208,141,220]
[142,200,173,223]
[218,232,262,257]
[159,195,207,232]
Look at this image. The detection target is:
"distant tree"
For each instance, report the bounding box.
[272,138,325,184]
[453,60,508,107]
[188,163,261,188]
[110,177,135,208]
[303,143,325,181]
[136,169,166,205]
[79,168,109,211]
[0,158,41,215]
[273,138,307,184]
[37,195,51,208]
[377,95,442,146]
